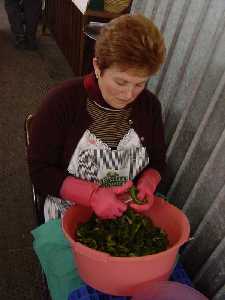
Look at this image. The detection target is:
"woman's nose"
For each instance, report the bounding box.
[123,86,135,100]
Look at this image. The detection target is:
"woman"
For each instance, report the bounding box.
[28,14,166,222]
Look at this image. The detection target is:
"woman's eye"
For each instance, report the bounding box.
[136,83,145,88]
[115,81,126,86]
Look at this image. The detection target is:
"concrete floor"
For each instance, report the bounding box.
[0,1,74,298]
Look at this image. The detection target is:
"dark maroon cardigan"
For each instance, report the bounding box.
[28,74,166,197]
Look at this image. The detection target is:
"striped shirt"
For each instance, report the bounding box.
[87,98,132,148]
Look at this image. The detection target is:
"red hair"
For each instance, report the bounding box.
[95,14,166,76]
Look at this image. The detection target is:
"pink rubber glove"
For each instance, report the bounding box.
[60,176,133,219]
[130,168,161,212]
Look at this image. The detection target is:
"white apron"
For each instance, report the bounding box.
[44,128,149,221]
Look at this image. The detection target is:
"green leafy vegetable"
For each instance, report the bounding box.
[129,186,148,205]
[76,208,169,257]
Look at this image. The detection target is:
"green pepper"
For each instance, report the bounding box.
[129,186,148,205]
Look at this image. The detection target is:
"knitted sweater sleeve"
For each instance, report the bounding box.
[149,97,167,178]
[27,79,83,197]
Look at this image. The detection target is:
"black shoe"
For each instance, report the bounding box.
[15,38,26,50]
[14,34,26,50]
[25,37,39,51]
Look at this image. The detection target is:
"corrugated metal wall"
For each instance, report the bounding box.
[131,1,225,299]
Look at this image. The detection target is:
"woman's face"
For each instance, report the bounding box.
[93,61,149,109]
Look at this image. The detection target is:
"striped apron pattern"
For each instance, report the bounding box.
[44,129,149,221]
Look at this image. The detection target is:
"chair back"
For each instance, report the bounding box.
[24,114,45,225]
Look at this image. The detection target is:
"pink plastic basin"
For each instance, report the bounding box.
[132,281,209,300]
[62,197,190,296]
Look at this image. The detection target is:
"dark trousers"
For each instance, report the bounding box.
[5,0,42,40]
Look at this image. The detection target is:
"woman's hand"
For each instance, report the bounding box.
[60,176,133,219]
[91,180,133,219]
[130,169,161,213]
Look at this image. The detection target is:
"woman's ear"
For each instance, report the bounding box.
[93,57,100,79]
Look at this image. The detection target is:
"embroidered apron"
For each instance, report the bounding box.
[44,129,149,221]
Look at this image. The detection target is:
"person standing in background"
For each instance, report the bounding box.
[4,0,42,50]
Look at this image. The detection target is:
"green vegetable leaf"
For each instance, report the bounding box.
[76,208,169,257]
